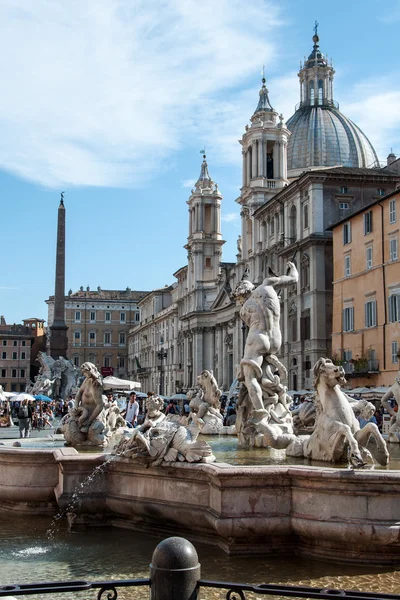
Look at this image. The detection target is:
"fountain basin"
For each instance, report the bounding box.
[0,444,400,565]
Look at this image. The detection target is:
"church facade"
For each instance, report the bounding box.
[128,30,400,394]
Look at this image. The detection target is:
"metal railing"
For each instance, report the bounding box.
[0,537,399,600]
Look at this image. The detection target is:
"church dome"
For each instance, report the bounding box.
[286,27,379,173]
[287,106,379,171]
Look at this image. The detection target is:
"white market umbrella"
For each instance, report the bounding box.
[12,393,35,402]
[371,386,391,395]
[3,392,17,399]
[102,376,141,391]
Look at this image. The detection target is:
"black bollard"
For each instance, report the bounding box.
[150,537,200,600]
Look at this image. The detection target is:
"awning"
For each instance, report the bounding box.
[102,376,141,390]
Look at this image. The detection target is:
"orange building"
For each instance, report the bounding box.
[331,190,400,386]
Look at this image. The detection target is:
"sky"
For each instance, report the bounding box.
[2,0,400,324]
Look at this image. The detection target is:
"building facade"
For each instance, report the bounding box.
[46,287,148,378]
[331,190,400,386]
[128,286,178,396]
[0,318,34,392]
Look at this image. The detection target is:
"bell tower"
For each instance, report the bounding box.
[185,155,224,311]
[236,75,291,279]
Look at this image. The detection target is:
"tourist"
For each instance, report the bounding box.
[18,399,31,438]
[125,392,139,428]
[67,396,74,411]
[165,399,176,415]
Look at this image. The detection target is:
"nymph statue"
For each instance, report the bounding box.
[63,362,110,447]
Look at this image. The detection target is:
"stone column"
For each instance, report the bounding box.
[246,150,251,184]
[258,139,264,177]
[242,150,246,187]
[280,141,286,180]
[251,142,257,180]
[272,142,279,180]
[193,328,203,377]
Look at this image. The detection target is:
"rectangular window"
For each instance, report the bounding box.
[303,204,309,229]
[73,356,80,367]
[119,356,125,369]
[104,332,111,345]
[105,312,111,322]
[343,307,354,332]
[90,311,96,322]
[365,300,377,328]
[20,369,25,378]
[390,237,398,261]
[135,312,140,322]
[21,352,26,360]
[205,257,211,268]
[104,356,111,368]
[2,340,6,347]
[13,340,17,347]
[89,332,96,346]
[392,341,399,364]
[1,369,6,378]
[11,369,17,378]
[119,332,126,345]
[74,331,81,346]
[344,255,351,277]
[1,352,6,360]
[21,340,26,347]
[12,352,17,360]
[343,222,351,245]
[364,211,372,235]
[389,198,397,224]
[120,312,126,323]
[75,311,81,322]
[366,246,373,270]
[389,294,400,322]
[339,202,349,210]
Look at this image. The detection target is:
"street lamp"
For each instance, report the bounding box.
[157,348,168,396]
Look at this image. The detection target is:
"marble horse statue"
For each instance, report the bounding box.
[303,358,389,467]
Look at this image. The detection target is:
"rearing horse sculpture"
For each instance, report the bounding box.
[303,358,389,467]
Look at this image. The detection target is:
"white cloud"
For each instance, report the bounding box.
[181,179,195,188]
[0,0,283,188]
[342,76,400,160]
[222,212,240,223]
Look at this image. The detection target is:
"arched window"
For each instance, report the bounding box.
[318,80,323,104]
[309,80,315,103]
[88,330,96,347]
[290,205,297,241]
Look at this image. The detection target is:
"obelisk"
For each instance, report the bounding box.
[50,193,68,359]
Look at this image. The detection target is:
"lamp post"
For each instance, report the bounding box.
[157,348,168,396]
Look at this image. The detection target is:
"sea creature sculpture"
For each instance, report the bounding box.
[302,358,389,467]
[114,396,215,466]
[188,370,224,434]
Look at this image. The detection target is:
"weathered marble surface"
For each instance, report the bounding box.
[188,370,224,434]
[62,362,111,447]
[114,396,215,465]
[302,358,389,467]
[1,445,400,564]
[381,370,400,443]
[26,351,79,399]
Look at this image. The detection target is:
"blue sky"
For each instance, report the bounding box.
[2,0,400,324]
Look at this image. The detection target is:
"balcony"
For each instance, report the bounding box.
[342,359,380,378]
